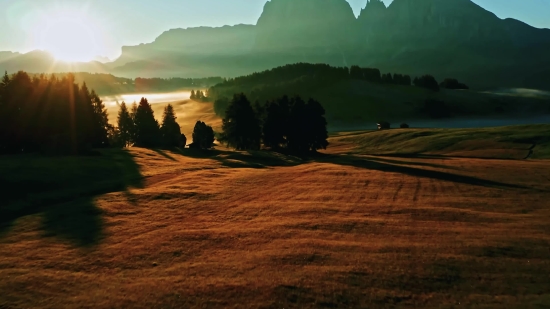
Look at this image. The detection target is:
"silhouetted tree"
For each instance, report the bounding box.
[350,65,363,80]
[117,102,134,147]
[440,78,469,90]
[90,89,111,147]
[377,121,391,130]
[0,71,10,152]
[191,121,215,149]
[213,97,230,116]
[160,104,182,148]
[400,123,410,128]
[363,68,382,83]
[392,74,412,86]
[220,93,261,150]
[263,96,290,149]
[0,71,110,154]
[286,96,329,154]
[133,97,160,147]
[129,102,138,143]
[382,73,394,84]
[190,90,196,100]
[414,75,440,91]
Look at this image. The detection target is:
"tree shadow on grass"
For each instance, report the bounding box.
[152,148,178,161]
[365,156,458,170]
[0,149,143,247]
[175,147,304,169]
[316,154,529,190]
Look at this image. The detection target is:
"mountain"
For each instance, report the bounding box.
[0,50,109,74]
[1,0,549,90]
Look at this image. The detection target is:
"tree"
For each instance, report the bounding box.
[191,121,214,149]
[263,96,290,149]
[440,78,469,90]
[160,104,182,148]
[0,71,112,154]
[129,102,138,143]
[382,73,394,84]
[220,93,261,150]
[190,90,196,100]
[400,123,410,128]
[378,121,391,130]
[414,75,440,91]
[0,71,10,152]
[133,97,160,147]
[117,102,134,147]
[90,89,111,147]
[286,96,328,154]
[304,98,329,152]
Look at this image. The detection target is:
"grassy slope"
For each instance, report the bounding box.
[330,124,550,159]
[1,127,550,308]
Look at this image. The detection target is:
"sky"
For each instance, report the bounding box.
[0,0,549,60]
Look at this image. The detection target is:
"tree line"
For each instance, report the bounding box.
[210,63,469,116]
[39,73,224,96]
[114,99,215,150]
[0,71,110,154]
[219,93,328,154]
[190,90,209,102]
[0,70,220,155]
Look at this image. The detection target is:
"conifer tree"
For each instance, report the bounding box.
[191,121,215,149]
[220,93,261,150]
[160,104,182,148]
[117,102,134,147]
[133,97,160,147]
[90,89,111,147]
[190,90,196,100]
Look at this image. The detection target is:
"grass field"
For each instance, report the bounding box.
[331,124,550,160]
[1,126,550,308]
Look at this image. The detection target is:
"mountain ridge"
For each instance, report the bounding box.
[1,0,549,90]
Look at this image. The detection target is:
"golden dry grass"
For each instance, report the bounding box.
[1,136,550,308]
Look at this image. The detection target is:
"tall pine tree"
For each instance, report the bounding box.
[117,102,134,147]
[134,97,160,148]
[220,93,261,150]
[160,104,182,148]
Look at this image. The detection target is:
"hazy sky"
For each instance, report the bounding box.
[0,0,549,60]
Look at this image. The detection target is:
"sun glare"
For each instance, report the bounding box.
[38,10,101,62]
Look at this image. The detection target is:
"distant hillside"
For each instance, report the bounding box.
[40,73,224,96]
[0,50,109,74]
[330,124,550,159]
[209,63,550,125]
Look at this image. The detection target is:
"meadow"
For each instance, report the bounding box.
[1,123,550,308]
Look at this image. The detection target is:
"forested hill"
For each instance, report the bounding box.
[39,73,224,96]
[209,63,550,126]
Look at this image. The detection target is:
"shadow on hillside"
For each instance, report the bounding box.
[318,154,528,190]
[0,149,143,247]
[175,146,527,189]
[366,156,457,170]
[176,148,304,168]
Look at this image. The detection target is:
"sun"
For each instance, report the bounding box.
[38,11,100,62]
